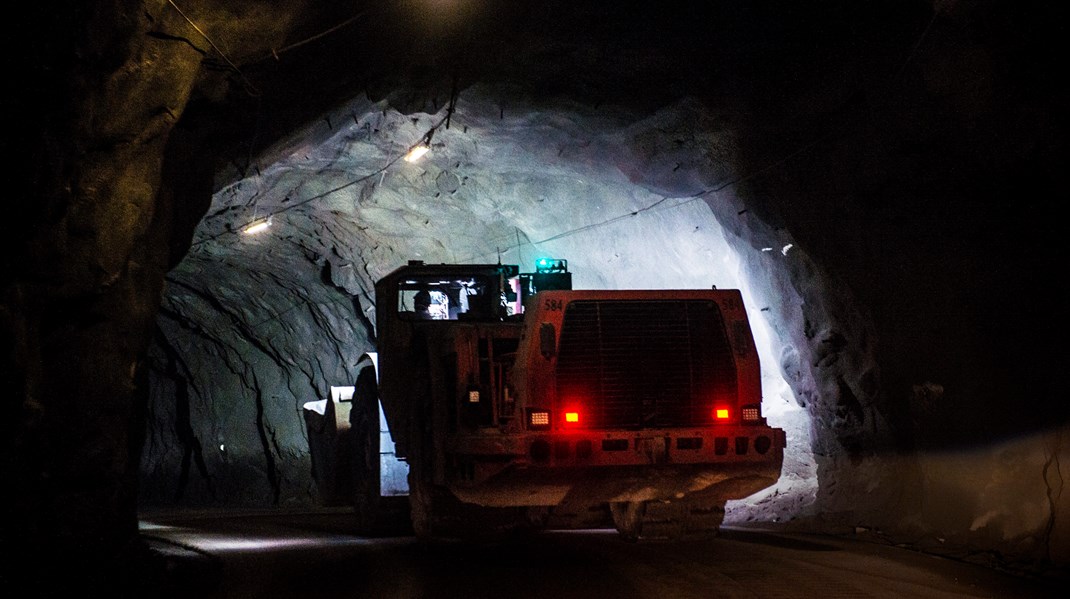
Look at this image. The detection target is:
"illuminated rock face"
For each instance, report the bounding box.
[145,68,1067,568]
[5,0,1065,587]
[141,90,819,516]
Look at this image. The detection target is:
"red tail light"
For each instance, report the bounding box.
[714,407,731,421]
[561,399,583,427]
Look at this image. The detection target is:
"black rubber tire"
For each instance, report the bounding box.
[610,498,725,541]
[408,465,434,539]
[609,501,646,542]
[352,366,381,532]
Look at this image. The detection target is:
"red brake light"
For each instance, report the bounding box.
[714,407,731,420]
[564,411,580,424]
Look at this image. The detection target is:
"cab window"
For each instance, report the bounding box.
[398,276,492,321]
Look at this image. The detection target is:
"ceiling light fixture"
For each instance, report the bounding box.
[404,129,436,163]
[242,217,272,235]
[404,144,430,163]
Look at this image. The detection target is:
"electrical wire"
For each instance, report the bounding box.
[189,0,940,251]
[166,0,260,97]
[490,0,945,259]
[176,4,945,327]
[459,162,778,265]
[188,113,451,249]
[262,11,369,61]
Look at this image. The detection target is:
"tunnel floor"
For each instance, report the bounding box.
[136,508,1061,598]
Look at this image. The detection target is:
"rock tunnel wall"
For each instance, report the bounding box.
[147,70,1068,571]
[139,0,1066,570]
[140,91,806,510]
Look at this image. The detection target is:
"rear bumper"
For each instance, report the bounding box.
[445,425,786,507]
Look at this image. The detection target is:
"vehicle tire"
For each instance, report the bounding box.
[609,501,646,542]
[408,466,434,539]
[682,501,725,537]
[352,366,381,533]
[405,443,468,539]
[610,498,725,541]
[410,476,532,540]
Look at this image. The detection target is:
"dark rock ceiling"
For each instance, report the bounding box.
[158,0,1063,447]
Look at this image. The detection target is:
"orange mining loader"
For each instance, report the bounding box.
[346,258,784,539]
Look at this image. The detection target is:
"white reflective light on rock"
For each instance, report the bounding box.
[144,529,376,553]
[242,219,271,234]
[404,144,430,162]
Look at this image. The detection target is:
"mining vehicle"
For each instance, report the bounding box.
[346,258,785,540]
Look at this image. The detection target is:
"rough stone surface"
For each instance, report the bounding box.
[142,90,812,511]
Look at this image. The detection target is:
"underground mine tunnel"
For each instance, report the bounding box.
[3,0,1065,594]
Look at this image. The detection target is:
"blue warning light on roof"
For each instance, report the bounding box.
[535,258,568,273]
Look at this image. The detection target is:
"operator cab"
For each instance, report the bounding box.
[398,275,496,321]
[393,259,572,322]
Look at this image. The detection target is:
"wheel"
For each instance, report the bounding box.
[609,501,646,542]
[609,499,725,541]
[407,462,434,539]
[403,353,534,540]
[405,360,435,539]
[409,475,535,540]
[682,502,725,537]
[404,431,468,540]
[352,366,381,532]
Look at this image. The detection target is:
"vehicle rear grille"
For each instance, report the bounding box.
[555,300,737,429]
